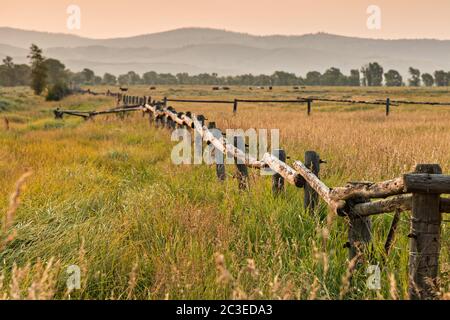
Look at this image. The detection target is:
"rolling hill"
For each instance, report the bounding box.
[0,27,449,76]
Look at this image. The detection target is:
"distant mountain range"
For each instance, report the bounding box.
[1,27,449,76]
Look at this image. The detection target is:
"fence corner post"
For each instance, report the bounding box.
[408,164,442,300]
[271,149,286,195]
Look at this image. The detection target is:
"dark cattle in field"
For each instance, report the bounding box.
[150,87,156,90]
[212,87,220,90]
[222,87,230,90]
[293,86,299,90]
[120,87,128,92]
[249,87,253,90]
[269,86,273,90]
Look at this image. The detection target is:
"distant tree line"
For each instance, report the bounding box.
[96,66,450,87]
[1,46,450,94]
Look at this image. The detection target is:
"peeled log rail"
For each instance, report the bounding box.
[351,195,412,217]
[293,160,345,215]
[56,110,91,114]
[165,108,186,126]
[403,173,450,194]
[329,178,405,201]
[91,107,143,115]
[351,195,450,216]
[58,111,91,118]
[192,116,266,169]
[143,100,267,169]
[262,153,304,187]
[56,106,144,118]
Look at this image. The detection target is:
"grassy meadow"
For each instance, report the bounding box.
[0,85,449,300]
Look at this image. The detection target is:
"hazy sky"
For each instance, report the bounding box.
[2,0,450,39]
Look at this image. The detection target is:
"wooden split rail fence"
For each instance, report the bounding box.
[55,95,450,299]
[120,95,395,116]
[69,89,450,117]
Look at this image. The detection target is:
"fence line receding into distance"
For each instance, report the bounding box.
[55,91,450,300]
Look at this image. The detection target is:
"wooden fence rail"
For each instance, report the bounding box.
[55,94,450,299]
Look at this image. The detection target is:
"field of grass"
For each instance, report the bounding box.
[0,85,449,300]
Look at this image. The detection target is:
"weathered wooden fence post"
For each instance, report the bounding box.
[163,97,168,108]
[386,98,390,116]
[208,122,226,181]
[185,111,192,128]
[53,109,63,119]
[141,97,147,117]
[304,151,320,212]
[408,164,442,300]
[307,99,312,116]
[166,115,173,129]
[272,149,286,195]
[234,135,249,190]
[155,105,163,128]
[233,99,238,114]
[347,200,372,261]
[196,115,206,127]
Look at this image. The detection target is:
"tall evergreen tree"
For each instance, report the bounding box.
[28,44,47,95]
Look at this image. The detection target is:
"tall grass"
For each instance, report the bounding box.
[0,86,448,299]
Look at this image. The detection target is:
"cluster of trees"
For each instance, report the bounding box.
[1,47,450,93]
[362,63,449,87]
[108,69,359,86]
[111,66,450,87]
[0,45,73,100]
[0,56,31,87]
